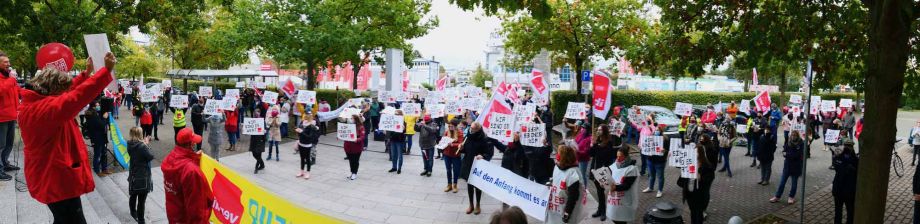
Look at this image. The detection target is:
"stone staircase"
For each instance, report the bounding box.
[0,164,169,224]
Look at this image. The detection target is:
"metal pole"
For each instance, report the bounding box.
[800,59,814,224]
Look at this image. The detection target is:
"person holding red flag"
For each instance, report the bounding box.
[19,50,116,222]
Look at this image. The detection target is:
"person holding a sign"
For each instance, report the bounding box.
[604,146,639,224]
[190,99,205,150]
[249,111,267,174]
[546,144,586,224]
[461,123,494,215]
[84,102,111,176]
[442,120,464,193]
[716,123,737,177]
[387,110,408,174]
[206,111,226,161]
[224,109,240,152]
[266,107,282,162]
[831,140,858,224]
[587,125,616,221]
[343,114,366,180]
[126,127,154,224]
[295,114,320,179]
[416,115,439,177]
[140,107,154,138]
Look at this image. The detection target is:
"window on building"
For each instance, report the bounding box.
[560,65,571,82]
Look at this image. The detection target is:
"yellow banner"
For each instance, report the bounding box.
[199,155,349,224]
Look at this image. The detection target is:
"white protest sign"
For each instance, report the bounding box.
[789,95,803,104]
[395,91,409,102]
[674,102,693,116]
[668,139,694,167]
[140,88,160,103]
[378,91,397,103]
[739,99,751,113]
[83,34,116,91]
[261,91,279,105]
[379,114,405,132]
[402,103,421,116]
[461,98,481,111]
[198,86,213,97]
[253,81,268,89]
[169,95,189,108]
[513,104,537,126]
[242,118,266,135]
[810,96,822,115]
[380,106,396,115]
[610,120,626,136]
[821,100,837,112]
[446,101,463,115]
[486,113,514,142]
[681,157,699,179]
[203,100,221,115]
[564,102,587,120]
[468,160,550,221]
[219,97,238,111]
[296,90,316,105]
[429,104,446,118]
[340,108,363,119]
[347,98,366,107]
[839,98,853,108]
[824,129,841,143]
[226,89,240,100]
[337,123,358,142]
[793,123,806,134]
[520,122,546,147]
[435,137,454,150]
[639,135,664,156]
[736,124,748,134]
[235,82,245,88]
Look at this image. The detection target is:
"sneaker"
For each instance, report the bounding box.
[420,171,428,176]
[426,172,432,177]
[296,172,304,178]
[397,170,401,174]
[787,198,795,204]
[303,172,311,179]
[388,169,397,173]
[642,188,652,193]
[769,197,779,203]
[350,174,357,180]
[656,191,663,198]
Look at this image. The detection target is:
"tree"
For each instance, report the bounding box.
[117,35,163,79]
[448,0,551,19]
[500,0,650,99]
[148,0,249,70]
[470,64,492,88]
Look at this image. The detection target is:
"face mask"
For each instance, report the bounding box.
[94,106,101,111]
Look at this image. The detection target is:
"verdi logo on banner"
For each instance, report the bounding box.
[564,102,587,120]
[487,113,514,142]
[337,123,357,142]
[520,122,546,147]
[379,114,405,132]
[242,118,266,135]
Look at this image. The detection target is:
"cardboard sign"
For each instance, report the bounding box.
[235,82,245,88]
[170,95,189,108]
[446,101,463,115]
[810,96,822,115]
[296,90,316,105]
[203,100,221,115]
[337,123,358,142]
[435,137,454,150]
[610,120,626,136]
[429,104,446,118]
[140,88,160,103]
[253,82,268,89]
[639,135,664,156]
[739,99,751,113]
[840,98,853,108]
[461,98,481,111]
[821,100,837,112]
[736,124,748,134]
[220,97,238,111]
[564,102,587,120]
[668,139,695,168]
[378,114,405,132]
[402,103,421,116]
[520,122,546,147]
[674,102,693,116]
[199,86,213,97]
[242,118,266,135]
[513,104,537,125]
[824,129,841,143]
[226,89,241,100]
[789,95,803,104]
[486,113,514,142]
[261,91,279,105]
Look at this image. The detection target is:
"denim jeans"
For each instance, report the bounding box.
[406,134,414,154]
[390,141,405,170]
[774,168,799,198]
[92,144,108,173]
[422,148,434,172]
[578,161,589,183]
[227,131,238,144]
[640,154,648,174]
[719,147,732,175]
[0,121,15,170]
[280,122,288,138]
[647,160,665,191]
[760,160,773,182]
[444,156,461,184]
[266,141,280,160]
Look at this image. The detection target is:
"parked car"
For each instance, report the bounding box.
[626,106,681,136]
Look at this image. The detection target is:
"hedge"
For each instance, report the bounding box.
[549,90,859,123]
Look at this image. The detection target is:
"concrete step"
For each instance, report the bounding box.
[93,175,136,223]
[108,171,168,223]
[81,192,107,224]
[15,172,52,223]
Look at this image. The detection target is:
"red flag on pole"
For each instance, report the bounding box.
[436,76,448,91]
[282,79,296,98]
[475,93,513,130]
[753,91,771,112]
[592,70,612,119]
[752,68,759,86]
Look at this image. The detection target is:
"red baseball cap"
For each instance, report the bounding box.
[424,115,432,122]
[176,128,202,145]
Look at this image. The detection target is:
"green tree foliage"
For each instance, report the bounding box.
[448,0,551,19]
[470,64,492,88]
[500,0,650,98]
[149,0,249,69]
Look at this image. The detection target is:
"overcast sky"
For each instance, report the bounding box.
[408,0,501,71]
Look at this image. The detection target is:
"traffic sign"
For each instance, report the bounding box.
[581,70,591,82]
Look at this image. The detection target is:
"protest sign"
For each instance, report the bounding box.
[253,82,268,89]
[736,124,748,134]
[204,100,221,115]
[380,106,396,115]
[446,101,463,115]
[639,135,664,156]
[564,102,587,120]
[627,113,644,127]
[668,139,695,168]
[824,129,841,143]
[674,102,693,116]
[297,90,316,105]
[402,103,421,116]
[378,114,405,132]
[220,98,238,111]
[429,104,446,118]
[84,34,117,91]
[739,99,751,113]
[226,89,240,100]
[337,123,357,142]
[262,91,279,105]
[520,122,546,147]
[753,91,772,112]
[810,96,822,115]
[140,88,160,103]
[435,137,454,150]
[840,98,853,108]
[461,98,482,111]
[789,95,803,104]
[821,100,836,112]
[395,91,409,102]
[235,81,245,88]
[378,91,396,103]
[681,158,699,179]
[242,118,266,135]
[347,98,365,107]
[339,108,362,119]
[486,114,514,142]
[793,123,806,134]
[468,160,550,221]
[170,95,189,108]
[610,120,626,136]
[199,86,213,97]
[513,104,537,125]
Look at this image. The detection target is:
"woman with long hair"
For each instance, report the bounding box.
[771,130,804,204]
[717,122,737,177]
[295,114,319,179]
[266,105,282,161]
[442,119,464,193]
[588,124,615,221]
[344,114,366,180]
[460,123,494,215]
[126,127,153,223]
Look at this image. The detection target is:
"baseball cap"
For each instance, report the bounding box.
[176,128,202,146]
[424,115,431,122]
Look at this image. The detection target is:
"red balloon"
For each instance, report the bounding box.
[35,43,75,73]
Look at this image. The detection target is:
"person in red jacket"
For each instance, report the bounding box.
[161,128,213,223]
[140,107,154,137]
[344,114,366,180]
[225,109,239,151]
[0,51,20,181]
[19,53,116,222]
